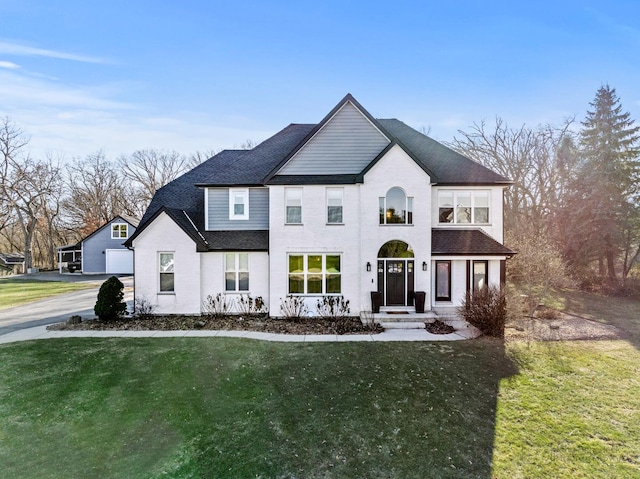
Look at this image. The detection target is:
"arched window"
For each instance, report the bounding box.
[377,240,415,258]
[379,187,413,224]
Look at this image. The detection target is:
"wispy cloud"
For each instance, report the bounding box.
[0,60,20,70]
[0,40,110,64]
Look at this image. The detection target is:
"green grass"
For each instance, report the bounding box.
[0,278,93,309]
[494,341,640,478]
[0,337,639,478]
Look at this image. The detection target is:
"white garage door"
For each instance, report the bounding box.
[106,249,133,274]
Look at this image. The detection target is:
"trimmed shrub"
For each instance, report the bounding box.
[458,285,507,338]
[94,276,127,322]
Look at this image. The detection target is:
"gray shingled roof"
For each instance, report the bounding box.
[377,119,510,185]
[131,96,511,250]
[431,229,515,256]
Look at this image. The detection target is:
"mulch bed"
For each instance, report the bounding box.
[48,315,384,335]
[424,319,456,334]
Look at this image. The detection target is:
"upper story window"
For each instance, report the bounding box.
[111,223,128,239]
[285,188,302,224]
[438,190,490,224]
[379,187,413,225]
[229,189,249,220]
[326,188,343,224]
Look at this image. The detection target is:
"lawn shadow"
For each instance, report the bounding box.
[184,338,521,478]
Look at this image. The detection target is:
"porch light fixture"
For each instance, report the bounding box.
[422,261,428,271]
[366,262,372,272]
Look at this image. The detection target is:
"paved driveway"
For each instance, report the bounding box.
[0,273,133,336]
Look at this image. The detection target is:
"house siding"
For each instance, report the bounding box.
[82,219,135,273]
[206,187,269,231]
[278,102,390,175]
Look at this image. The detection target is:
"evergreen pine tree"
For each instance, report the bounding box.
[567,85,640,280]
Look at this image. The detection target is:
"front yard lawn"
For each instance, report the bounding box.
[0,278,93,309]
[0,337,638,478]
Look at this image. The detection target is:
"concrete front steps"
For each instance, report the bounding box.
[365,306,439,329]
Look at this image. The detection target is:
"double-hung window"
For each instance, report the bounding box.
[225,253,249,292]
[379,187,413,225]
[285,188,302,224]
[438,191,490,224]
[111,223,128,239]
[288,254,341,294]
[229,189,249,220]
[326,188,343,224]
[159,252,175,292]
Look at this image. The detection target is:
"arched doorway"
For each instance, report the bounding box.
[377,240,415,306]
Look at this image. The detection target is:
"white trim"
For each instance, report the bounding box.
[204,188,209,230]
[111,222,128,239]
[229,188,249,220]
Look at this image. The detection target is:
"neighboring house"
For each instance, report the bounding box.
[59,216,138,274]
[0,252,25,275]
[126,94,514,317]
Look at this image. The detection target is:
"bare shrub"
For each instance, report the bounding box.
[236,294,268,316]
[279,296,309,321]
[315,295,350,319]
[458,285,507,338]
[134,296,155,318]
[202,293,233,318]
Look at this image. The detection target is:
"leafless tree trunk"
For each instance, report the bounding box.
[0,118,60,270]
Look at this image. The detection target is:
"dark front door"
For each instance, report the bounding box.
[386,260,405,305]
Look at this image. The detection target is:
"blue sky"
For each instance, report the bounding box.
[1,0,639,160]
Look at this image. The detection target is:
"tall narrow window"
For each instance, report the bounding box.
[435,261,451,301]
[111,223,128,239]
[159,252,174,292]
[229,189,249,220]
[327,188,343,224]
[285,188,302,224]
[379,187,413,225]
[225,253,249,292]
[473,261,488,292]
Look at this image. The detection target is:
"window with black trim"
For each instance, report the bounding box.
[435,260,451,301]
[472,261,488,292]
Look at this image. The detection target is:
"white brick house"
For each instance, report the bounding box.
[126,94,514,317]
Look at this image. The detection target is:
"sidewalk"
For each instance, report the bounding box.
[0,321,481,345]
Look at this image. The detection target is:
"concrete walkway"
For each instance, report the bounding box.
[0,320,481,345]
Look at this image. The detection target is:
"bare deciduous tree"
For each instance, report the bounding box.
[119,149,191,206]
[63,152,137,236]
[451,117,574,236]
[0,117,60,270]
